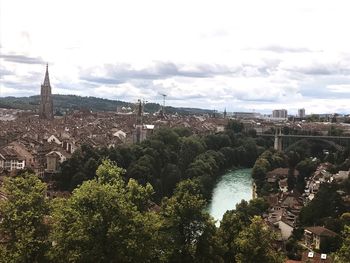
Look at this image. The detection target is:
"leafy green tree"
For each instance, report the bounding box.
[204,134,231,151]
[287,168,296,191]
[56,144,103,190]
[300,184,345,226]
[286,151,301,168]
[296,158,318,178]
[161,179,225,262]
[320,235,342,253]
[151,128,180,151]
[173,127,192,137]
[218,198,269,263]
[219,147,237,167]
[218,211,245,262]
[194,221,226,263]
[241,138,259,166]
[179,136,206,172]
[226,120,244,133]
[127,154,157,185]
[49,160,162,263]
[160,163,181,196]
[295,157,318,192]
[252,158,270,180]
[234,216,284,263]
[235,198,269,223]
[285,237,302,260]
[335,225,350,263]
[0,173,49,263]
[340,212,350,226]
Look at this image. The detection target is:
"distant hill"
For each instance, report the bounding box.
[0,94,212,115]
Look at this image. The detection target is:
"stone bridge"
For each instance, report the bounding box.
[258,129,350,152]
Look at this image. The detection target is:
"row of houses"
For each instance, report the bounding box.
[0,136,74,176]
[263,164,349,261]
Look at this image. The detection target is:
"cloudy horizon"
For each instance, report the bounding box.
[1,0,350,114]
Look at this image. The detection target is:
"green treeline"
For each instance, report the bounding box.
[0,95,212,115]
[55,121,271,201]
[0,161,284,263]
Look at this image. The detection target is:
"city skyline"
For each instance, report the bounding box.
[1,0,350,114]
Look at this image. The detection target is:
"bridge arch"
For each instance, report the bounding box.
[283,137,344,153]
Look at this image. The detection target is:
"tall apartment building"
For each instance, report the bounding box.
[298,108,306,118]
[272,109,288,119]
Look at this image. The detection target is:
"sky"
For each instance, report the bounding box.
[1,0,350,114]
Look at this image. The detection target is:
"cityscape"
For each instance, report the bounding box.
[1,1,350,263]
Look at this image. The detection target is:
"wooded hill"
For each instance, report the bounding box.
[0,94,213,115]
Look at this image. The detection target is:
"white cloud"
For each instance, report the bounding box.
[1,0,350,113]
[327,84,350,93]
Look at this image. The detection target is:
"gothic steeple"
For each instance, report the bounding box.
[39,63,54,120]
[43,63,50,87]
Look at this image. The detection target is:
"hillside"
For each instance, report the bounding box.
[0,94,212,115]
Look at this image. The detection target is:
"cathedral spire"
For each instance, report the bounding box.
[39,63,54,120]
[43,63,50,87]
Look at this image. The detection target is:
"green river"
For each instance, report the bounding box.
[208,168,253,223]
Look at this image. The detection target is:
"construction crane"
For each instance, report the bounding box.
[160,93,167,110]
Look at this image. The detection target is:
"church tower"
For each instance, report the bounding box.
[39,64,54,120]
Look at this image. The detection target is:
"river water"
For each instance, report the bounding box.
[208,168,253,223]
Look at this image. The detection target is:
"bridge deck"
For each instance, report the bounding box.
[257,134,350,139]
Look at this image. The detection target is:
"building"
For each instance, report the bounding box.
[298,108,306,118]
[272,109,288,119]
[45,150,70,173]
[39,64,54,120]
[0,147,25,171]
[132,100,155,143]
[304,226,338,250]
[233,112,261,119]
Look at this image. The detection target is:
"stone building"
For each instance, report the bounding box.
[39,64,54,120]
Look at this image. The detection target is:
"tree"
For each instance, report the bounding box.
[49,160,162,263]
[286,151,301,168]
[218,211,245,262]
[300,184,345,226]
[340,212,350,226]
[219,147,237,167]
[334,225,350,263]
[252,158,270,180]
[204,134,231,151]
[287,168,296,191]
[161,180,224,262]
[217,198,269,263]
[226,120,244,133]
[234,216,284,263]
[127,154,157,185]
[179,136,206,173]
[160,163,181,197]
[0,173,49,263]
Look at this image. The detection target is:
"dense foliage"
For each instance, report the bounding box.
[55,122,269,201]
[0,174,49,263]
[0,161,283,263]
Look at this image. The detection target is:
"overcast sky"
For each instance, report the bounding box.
[1,0,350,114]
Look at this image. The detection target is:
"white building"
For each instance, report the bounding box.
[272,109,288,119]
[0,148,25,171]
[298,108,306,118]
